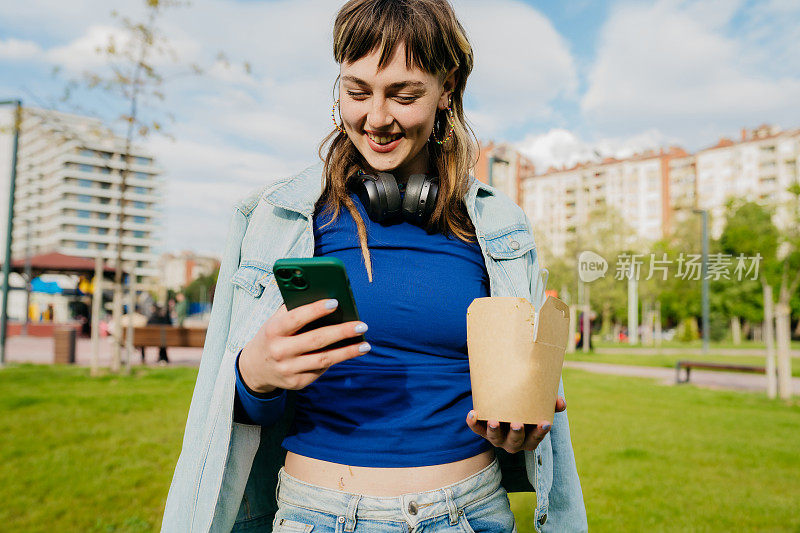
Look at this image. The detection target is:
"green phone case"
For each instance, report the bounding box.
[272,257,364,351]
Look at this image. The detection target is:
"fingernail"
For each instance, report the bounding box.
[325,299,338,309]
[542,423,551,431]
[354,322,368,333]
[488,422,499,429]
[511,424,523,431]
[358,342,371,353]
[469,411,476,420]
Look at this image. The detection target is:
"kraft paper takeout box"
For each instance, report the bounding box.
[466,295,570,425]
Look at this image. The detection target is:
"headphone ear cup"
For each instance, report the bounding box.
[354,172,403,222]
[376,172,403,221]
[402,174,439,226]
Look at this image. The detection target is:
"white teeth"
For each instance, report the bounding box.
[367,132,402,145]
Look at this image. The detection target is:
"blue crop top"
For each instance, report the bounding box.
[233,190,492,467]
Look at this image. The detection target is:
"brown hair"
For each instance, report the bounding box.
[316,0,479,282]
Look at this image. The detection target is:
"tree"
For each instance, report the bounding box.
[55,0,250,374]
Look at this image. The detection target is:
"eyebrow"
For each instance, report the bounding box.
[341,75,426,90]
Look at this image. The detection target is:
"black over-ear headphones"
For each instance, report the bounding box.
[349,171,440,226]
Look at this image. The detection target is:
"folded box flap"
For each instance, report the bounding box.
[535,296,570,348]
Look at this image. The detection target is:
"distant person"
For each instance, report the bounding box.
[146,304,172,365]
[577,311,593,350]
[175,293,187,327]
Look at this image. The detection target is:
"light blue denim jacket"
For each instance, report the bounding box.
[161,162,587,532]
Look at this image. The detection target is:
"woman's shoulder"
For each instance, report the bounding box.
[233,161,324,217]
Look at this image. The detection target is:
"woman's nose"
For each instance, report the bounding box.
[368,97,393,128]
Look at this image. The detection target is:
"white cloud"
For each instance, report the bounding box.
[516,127,673,171]
[0,38,42,61]
[582,0,800,147]
[455,0,577,135]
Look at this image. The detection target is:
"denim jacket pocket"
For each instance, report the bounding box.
[231,260,275,298]
[484,224,536,260]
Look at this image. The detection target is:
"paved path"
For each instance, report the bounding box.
[5,334,798,396]
[2,334,203,367]
[564,361,800,395]
[594,347,800,357]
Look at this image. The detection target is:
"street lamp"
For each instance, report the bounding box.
[0,99,22,367]
[693,208,709,355]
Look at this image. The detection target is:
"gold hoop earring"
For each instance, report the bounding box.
[331,99,345,134]
[431,96,455,145]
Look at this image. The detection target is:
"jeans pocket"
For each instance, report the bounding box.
[273,517,315,532]
[458,486,516,533]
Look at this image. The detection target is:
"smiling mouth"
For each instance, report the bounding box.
[365,131,404,145]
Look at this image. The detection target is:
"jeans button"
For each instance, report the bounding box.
[408,500,418,515]
[338,516,345,523]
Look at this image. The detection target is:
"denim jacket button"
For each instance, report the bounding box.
[510,240,520,250]
[538,513,547,525]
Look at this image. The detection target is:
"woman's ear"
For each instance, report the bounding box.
[439,66,458,109]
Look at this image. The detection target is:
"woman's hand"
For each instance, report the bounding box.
[465,397,567,453]
[239,299,371,394]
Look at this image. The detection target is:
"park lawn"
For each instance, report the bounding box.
[566,350,800,378]
[1,365,798,532]
[593,338,800,351]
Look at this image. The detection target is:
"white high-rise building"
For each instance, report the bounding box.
[695,125,800,239]
[0,107,163,291]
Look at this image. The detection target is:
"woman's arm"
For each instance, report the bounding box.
[524,215,588,532]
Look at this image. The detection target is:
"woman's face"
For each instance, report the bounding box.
[339,41,455,179]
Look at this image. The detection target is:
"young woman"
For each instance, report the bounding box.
[162,1,586,532]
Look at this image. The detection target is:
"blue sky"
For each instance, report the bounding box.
[1,0,799,256]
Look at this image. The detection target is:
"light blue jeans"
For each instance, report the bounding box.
[272,456,517,532]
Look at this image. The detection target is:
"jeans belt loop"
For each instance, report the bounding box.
[344,494,361,532]
[444,487,459,526]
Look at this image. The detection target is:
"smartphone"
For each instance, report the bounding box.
[272,257,364,351]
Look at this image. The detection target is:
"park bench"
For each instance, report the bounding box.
[675,360,766,384]
[118,326,206,361]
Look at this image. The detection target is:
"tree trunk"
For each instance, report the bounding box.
[775,295,792,400]
[763,282,777,399]
[731,316,741,345]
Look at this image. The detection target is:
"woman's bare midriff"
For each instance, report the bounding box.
[284,448,496,497]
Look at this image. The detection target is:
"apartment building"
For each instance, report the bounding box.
[521,124,800,260]
[521,147,687,258]
[0,107,163,291]
[695,125,800,239]
[474,141,536,206]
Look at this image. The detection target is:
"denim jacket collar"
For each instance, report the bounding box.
[263,161,494,219]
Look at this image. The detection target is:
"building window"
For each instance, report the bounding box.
[98,151,112,160]
[133,201,146,209]
[77,210,90,218]
[133,216,146,223]
[133,231,145,238]
[98,212,109,219]
[100,167,111,174]
[75,241,89,249]
[78,179,93,187]
[80,149,95,158]
[135,246,144,252]
[76,225,90,234]
[135,172,149,179]
[79,164,94,173]
[99,198,110,204]
[100,182,112,189]
[97,228,109,235]
[78,195,92,203]
[97,243,108,250]
[135,156,152,165]
[134,186,146,194]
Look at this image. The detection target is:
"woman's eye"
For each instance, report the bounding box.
[347,91,368,99]
[394,96,418,103]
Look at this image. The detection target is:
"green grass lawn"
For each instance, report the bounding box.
[567,350,800,378]
[593,338,800,351]
[1,364,798,532]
